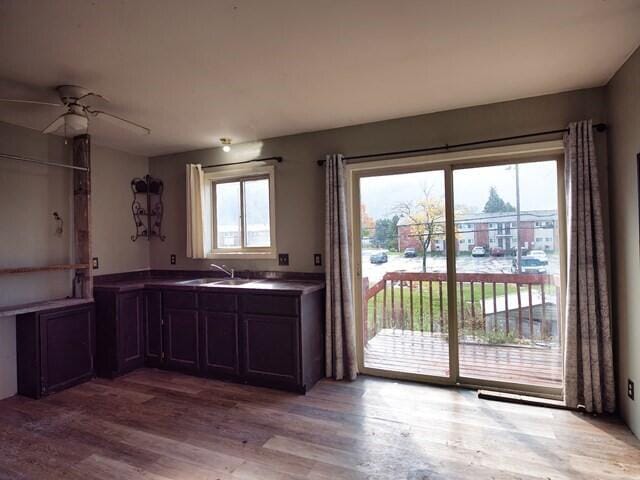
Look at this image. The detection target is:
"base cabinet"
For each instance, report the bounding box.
[164,308,200,373]
[17,303,95,399]
[144,290,163,367]
[93,285,324,393]
[117,291,144,373]
[201,311,240,377]
[94,290,144,377]
[242,314,299,387]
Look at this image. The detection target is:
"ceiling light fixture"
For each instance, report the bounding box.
[220,137,232,152]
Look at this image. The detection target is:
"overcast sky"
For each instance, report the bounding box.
[360,160,558,220]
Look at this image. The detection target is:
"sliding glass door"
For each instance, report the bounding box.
[358,168,451,380]
[354,157,564,395]
[453,161,563,390]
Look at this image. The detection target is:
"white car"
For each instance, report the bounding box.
[528,250,549,264]
[471,246,487,257]
[512,257,547,274]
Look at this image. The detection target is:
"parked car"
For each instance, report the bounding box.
[490,247,505,257]
[528,249,549,265]
[403,247,417,258]
[509,246,529,257]
[369,252,388,264]
[511,257,547,274]
[471,246,487,257]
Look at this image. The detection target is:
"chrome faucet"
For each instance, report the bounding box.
[210,263,234,278]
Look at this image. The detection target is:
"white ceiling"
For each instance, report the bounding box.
[1,0,639,157]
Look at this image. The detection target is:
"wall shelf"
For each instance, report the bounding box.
[0,264,90,275]
[131,174,166,241]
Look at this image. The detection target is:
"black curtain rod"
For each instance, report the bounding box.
[202,156,283,169]
[316,123,607,166]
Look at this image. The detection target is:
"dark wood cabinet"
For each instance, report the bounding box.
[242,313,299,387]
[93,282,324,393]
[199,291,239,377]
[144,289,163,367]
[17,303,95,399]
[201,311,240,377]
[118,291,144,373]
[94,290,144,377]
[164,308,200,373]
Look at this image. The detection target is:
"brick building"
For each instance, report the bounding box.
[397,210,558,253]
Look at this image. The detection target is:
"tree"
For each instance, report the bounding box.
[373,215,399,251]
[483,186,515,213]
[360,205,376,238]
[394,187,445,272]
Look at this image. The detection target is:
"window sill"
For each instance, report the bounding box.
[207,251,277,260]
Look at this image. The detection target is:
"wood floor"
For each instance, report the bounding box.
[365,329,563,388]
[0,369,639,480]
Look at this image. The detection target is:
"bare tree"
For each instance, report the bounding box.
[394,186,446,272]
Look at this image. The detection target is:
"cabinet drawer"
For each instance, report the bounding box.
[199,292,237,312]
[242,294,299,317]
[163,290,197,310]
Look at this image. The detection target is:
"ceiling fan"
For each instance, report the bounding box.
[0,85,150,136]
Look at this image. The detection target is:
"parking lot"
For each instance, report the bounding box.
[362,249,560,283]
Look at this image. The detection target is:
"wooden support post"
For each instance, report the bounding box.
[516,283,522,337]
[362,277,369,345]
[73,135,92,299]
[409,280,413,331]
[382,281,387,328]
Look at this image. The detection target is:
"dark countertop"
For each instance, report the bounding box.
[94,276,325,295]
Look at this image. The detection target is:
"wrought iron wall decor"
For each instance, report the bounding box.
[131,174,166,241]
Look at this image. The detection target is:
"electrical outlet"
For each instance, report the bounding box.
[170,254,176,265]
[92,257,99,269]
[314,253,322,266]
[278,253,289,266]
[629,379,635,400]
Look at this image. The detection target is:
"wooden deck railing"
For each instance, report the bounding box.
[363,271,560,345]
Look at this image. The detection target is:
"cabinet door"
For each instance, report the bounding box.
[118,291,144,373]
[201,311,239,376]
[242,314,299,387]
[144,290,163,367]
[40,306,95,395]
[164,308,199,373]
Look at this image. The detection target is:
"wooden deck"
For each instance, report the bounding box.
[364,329,563,388]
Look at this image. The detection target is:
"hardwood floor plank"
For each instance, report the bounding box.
[0,368,638,480]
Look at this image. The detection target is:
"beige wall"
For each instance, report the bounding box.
[0,121,149,398]
[150,88,608,274]
[606,46,640,437]
[0,121,72,399]
[91,144,149,275]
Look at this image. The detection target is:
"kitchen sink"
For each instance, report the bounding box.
[207,278,254,286]
[175,278,214,285]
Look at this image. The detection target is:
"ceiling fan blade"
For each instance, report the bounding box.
[0,98,63,107]
[42,115,65,134]
[90,110,150,135]
[77,92,109,103]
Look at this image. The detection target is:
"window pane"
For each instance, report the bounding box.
[216,182,241,248]
[243,178,271,247]
[453,160,562,389]
[359,170,449,378]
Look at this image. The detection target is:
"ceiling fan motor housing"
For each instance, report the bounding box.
[57,85,91,105]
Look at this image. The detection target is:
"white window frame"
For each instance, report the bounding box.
[205,165,277,259]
